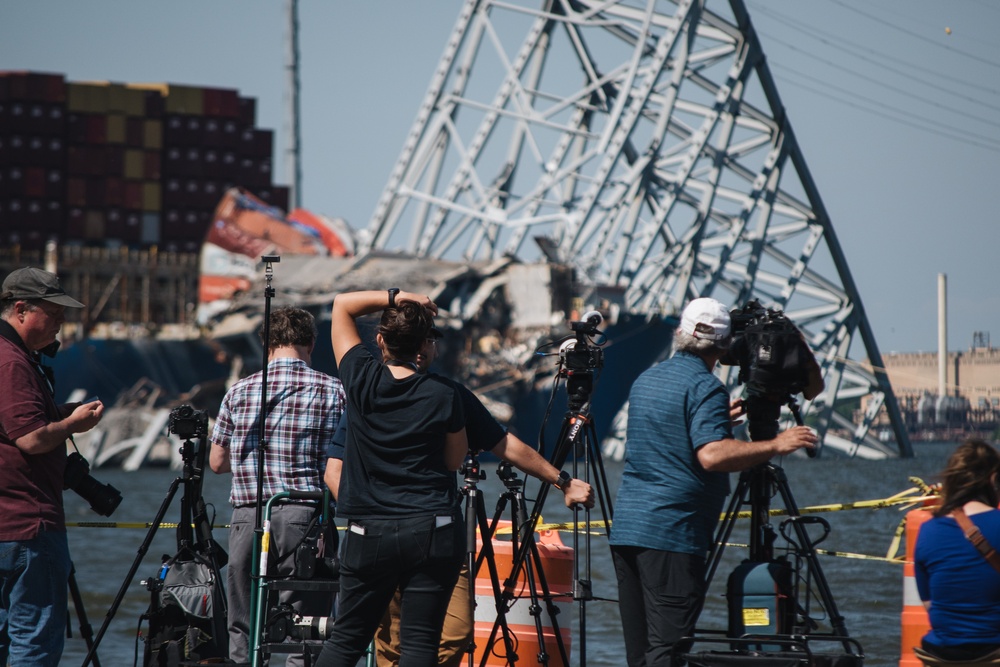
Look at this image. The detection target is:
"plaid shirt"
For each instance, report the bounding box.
[212,357,345,508]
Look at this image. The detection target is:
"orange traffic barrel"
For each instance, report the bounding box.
[900,507,935,667]
[473,520,574,667]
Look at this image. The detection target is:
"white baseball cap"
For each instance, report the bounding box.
[680,298,731,341]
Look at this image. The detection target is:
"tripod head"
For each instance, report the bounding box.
[496,461,523,491]
[461,451,486,487]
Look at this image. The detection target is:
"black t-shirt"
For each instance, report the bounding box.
[336,344,465,519]
[325,381,506,461]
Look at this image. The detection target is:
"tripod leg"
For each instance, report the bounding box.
[770,467,853,651]
[473,489,519,667]
[82,476,183,667]
[67,563,101,667]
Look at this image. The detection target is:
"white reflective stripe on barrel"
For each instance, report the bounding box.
[475,594,573,627]
[903,572,923,607]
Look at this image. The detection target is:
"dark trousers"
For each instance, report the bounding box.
[315,513,463,667]
[612,545,707,667]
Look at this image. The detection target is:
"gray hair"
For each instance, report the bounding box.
[673,327,730,355]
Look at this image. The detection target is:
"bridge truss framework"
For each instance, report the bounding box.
[361,0,912,458]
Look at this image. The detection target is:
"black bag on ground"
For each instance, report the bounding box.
[142,548,228,666]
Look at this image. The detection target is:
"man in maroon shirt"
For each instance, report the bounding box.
[0,267,104,667]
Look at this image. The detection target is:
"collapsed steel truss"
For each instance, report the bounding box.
[362,0,911,457]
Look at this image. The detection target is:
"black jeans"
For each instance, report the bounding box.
[612,545,707,667]
[315,512,463,667]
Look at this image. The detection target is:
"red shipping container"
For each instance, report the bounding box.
[67,177,86,206]
[203,88,221,117]
[4,73,29,100]
[27,73,66,103]
[144,151,161,180]
[124,180,143,209]
[23,167,45,198]
[105,177,124,207]
[85,114,106,144]
[68,146,89,175]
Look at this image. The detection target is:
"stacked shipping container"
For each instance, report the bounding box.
[0,71,289,252]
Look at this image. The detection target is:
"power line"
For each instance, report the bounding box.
[770,64,1000,154]
[747,1,1000,109]
[828,0,1000,71]
[752,27,1000,134]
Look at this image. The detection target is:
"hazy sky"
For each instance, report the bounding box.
[3,1,998,356]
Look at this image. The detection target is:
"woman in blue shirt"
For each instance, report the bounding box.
[915,438,1000,662]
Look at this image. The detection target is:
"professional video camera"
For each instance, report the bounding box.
[168,404,209,440]
[64,451,124,517]
[722,300,819,441]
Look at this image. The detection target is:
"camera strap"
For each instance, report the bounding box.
[953,508,1000,573]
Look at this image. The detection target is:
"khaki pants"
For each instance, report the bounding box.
[375,562,474,667]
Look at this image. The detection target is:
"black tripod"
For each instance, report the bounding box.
[81,425,227,667]
[499,320,615,666]
[700,396,858,659]
[68,563,101,667]
[459,452,519,667]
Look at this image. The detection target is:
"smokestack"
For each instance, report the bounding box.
[938,273,947,398]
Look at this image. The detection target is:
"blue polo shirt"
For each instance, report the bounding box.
[609,351,732,555]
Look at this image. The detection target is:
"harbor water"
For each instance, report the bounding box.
[63,440,962,667]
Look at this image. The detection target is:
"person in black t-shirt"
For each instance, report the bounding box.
[315,290,468,667]
[324,325,594,667]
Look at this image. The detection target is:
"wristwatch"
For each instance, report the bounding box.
[553,470,572,491]
[387,287,400,308]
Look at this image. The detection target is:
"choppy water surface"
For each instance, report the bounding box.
[63,441,957,666]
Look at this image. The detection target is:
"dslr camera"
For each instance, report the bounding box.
[64,452,124,517]
[168,404,209,439]
[266,604,335,642]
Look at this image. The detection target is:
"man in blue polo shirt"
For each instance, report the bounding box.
[609,297,818,667]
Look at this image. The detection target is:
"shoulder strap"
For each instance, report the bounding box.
[953,508,1000,573]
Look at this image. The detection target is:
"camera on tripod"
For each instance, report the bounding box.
[168,404,209,439]
[266,604,335,642]
[559,310,605,373]
[64,451,123,517]
[724,300,813,400]
[721,300,821,442]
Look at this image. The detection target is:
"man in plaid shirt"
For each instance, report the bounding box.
[210,307,345,666]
